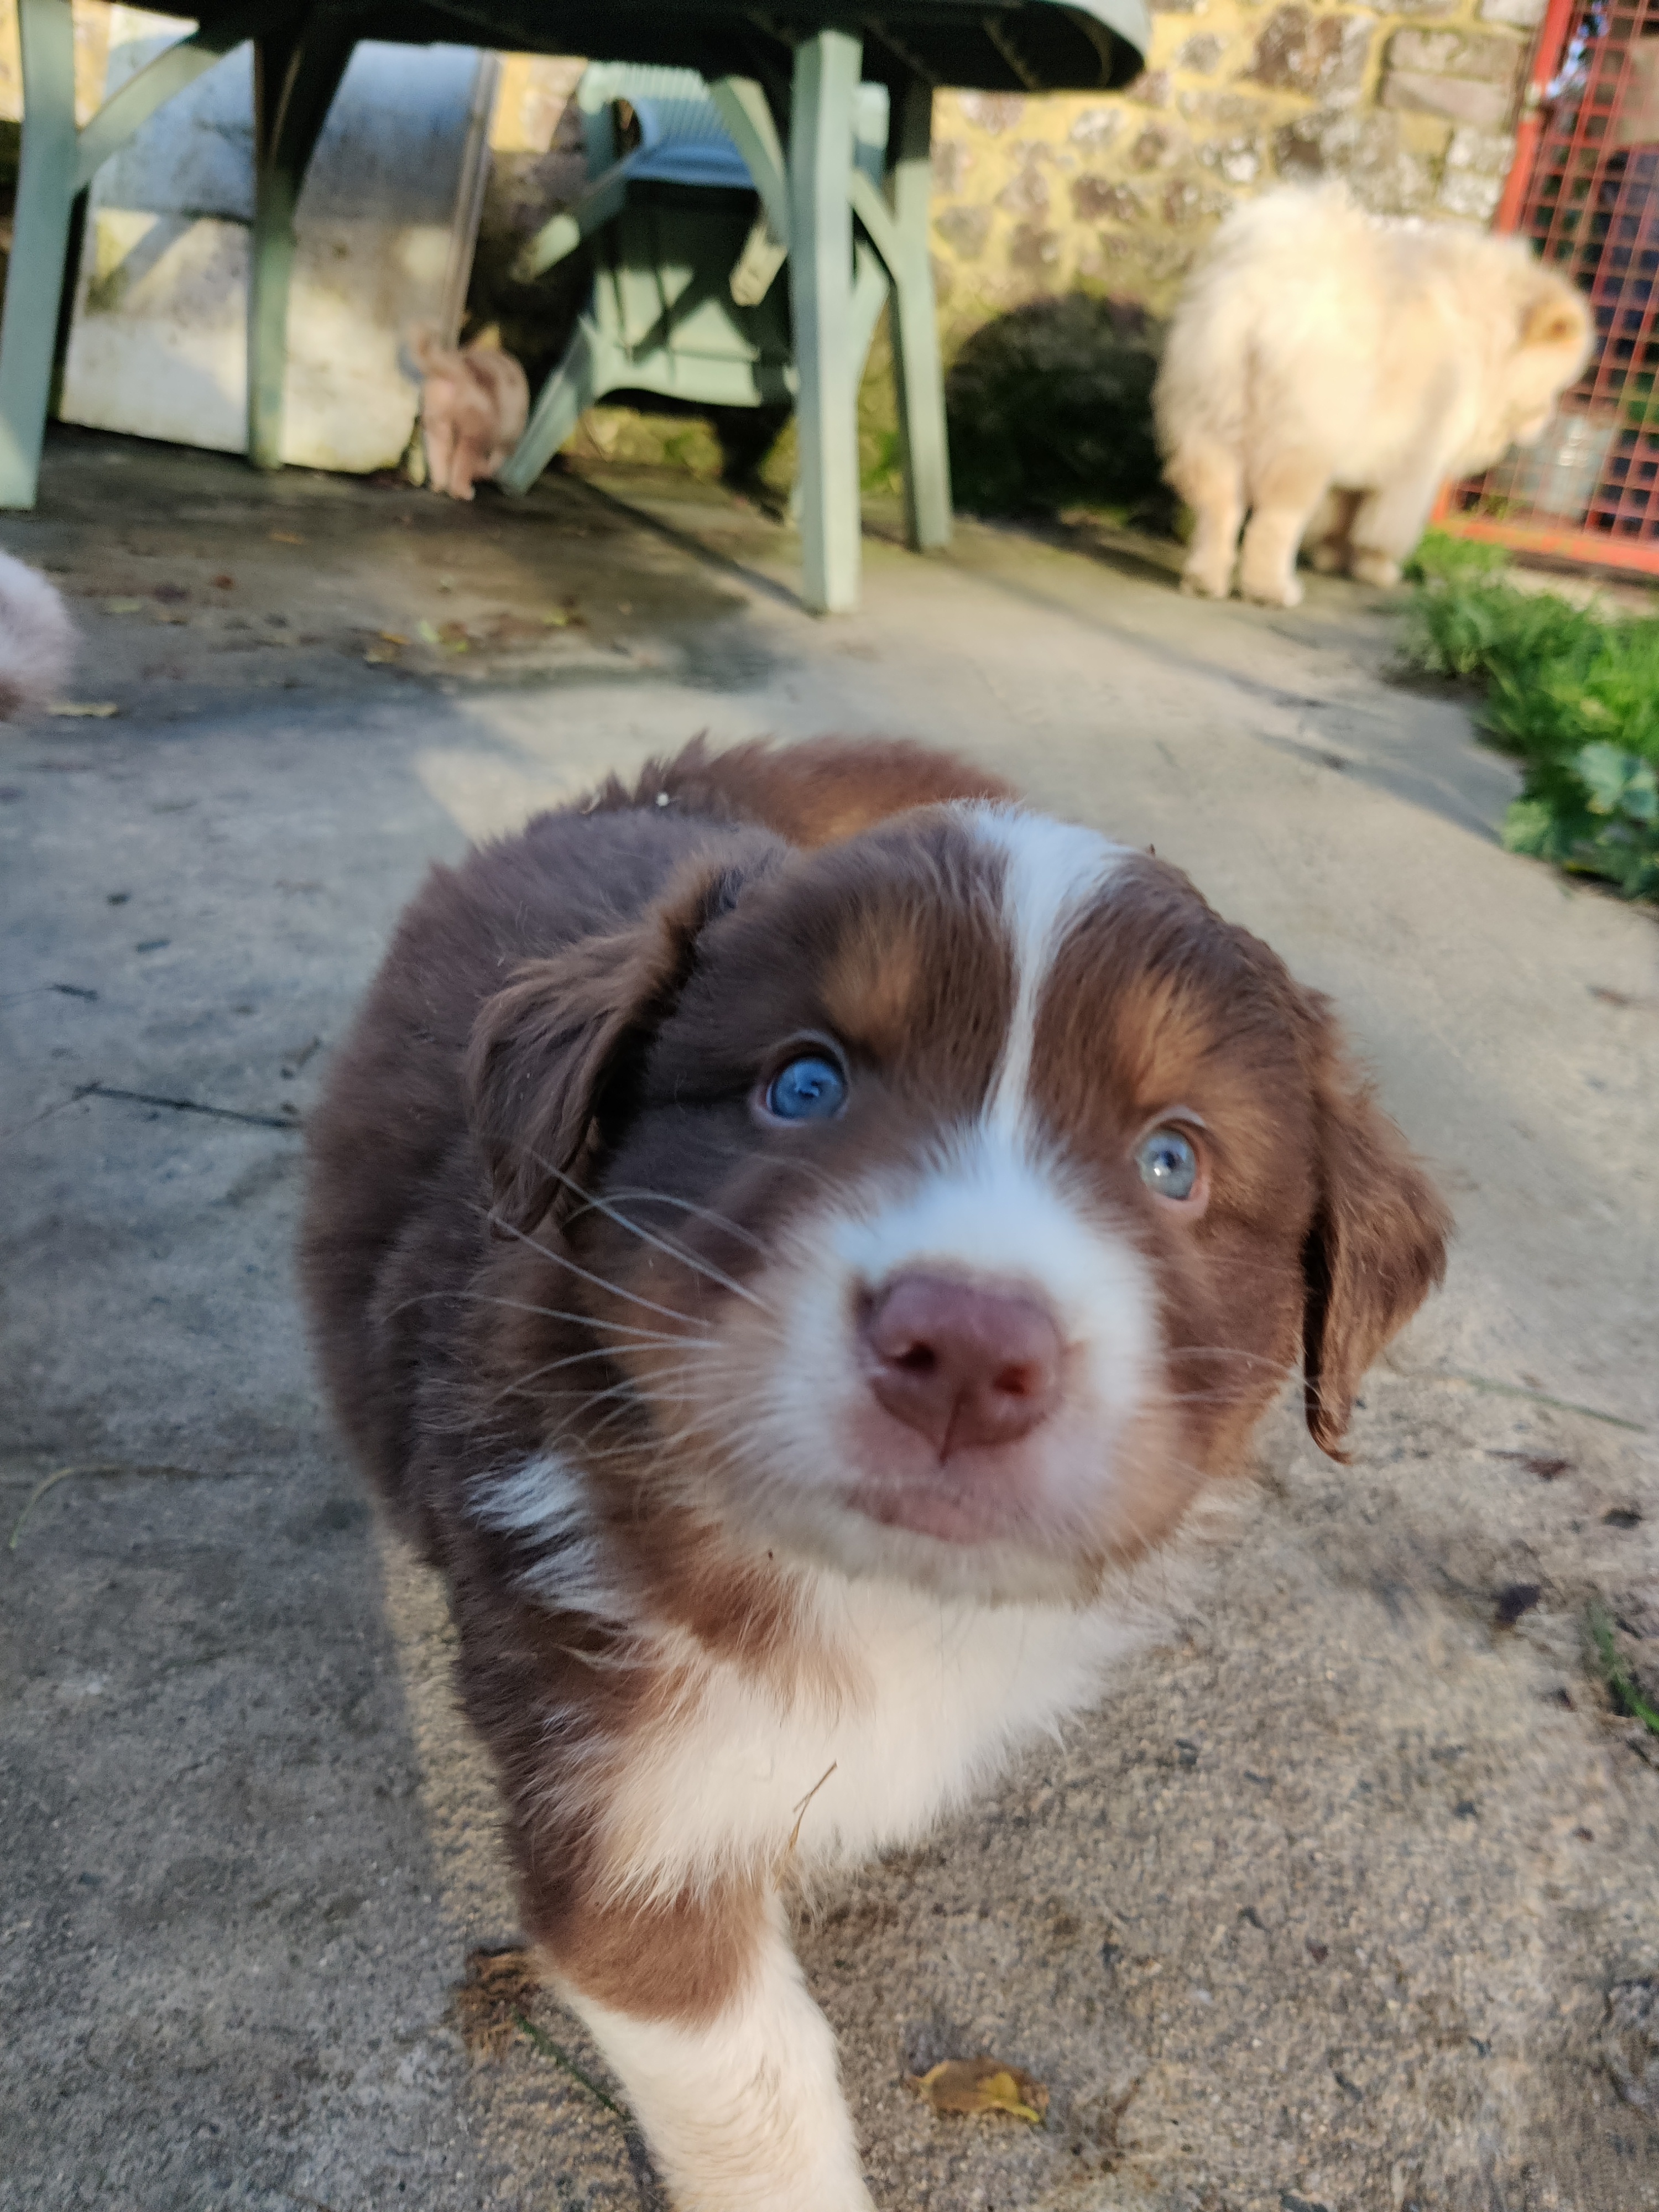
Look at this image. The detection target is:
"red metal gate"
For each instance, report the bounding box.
[1436,0,1659,575]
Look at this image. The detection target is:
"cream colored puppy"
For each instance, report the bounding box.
[1155,184,1594,607]
[0,551,73,717]
[408,326,530,502]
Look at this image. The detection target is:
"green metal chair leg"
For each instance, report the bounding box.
[496,317,607,496]
[0,0,78,510]
[789,29,862,615]
[888,78,951,553]
[248,17,355,471]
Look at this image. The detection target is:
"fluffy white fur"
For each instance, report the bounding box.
[562,1902,873,2212]
[0,550,73,717]
[1155,184,1595,607]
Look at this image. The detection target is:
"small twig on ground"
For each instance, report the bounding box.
[75,1081,300,1133]
[514,2013,629,2120]
[8,1462,216,1550]
[1588,1604,1659,1737]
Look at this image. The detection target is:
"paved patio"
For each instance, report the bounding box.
[3,428,1657,2212]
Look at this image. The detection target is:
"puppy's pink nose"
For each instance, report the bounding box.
[861,1274,1062,1458]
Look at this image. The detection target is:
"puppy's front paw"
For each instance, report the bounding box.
[1240,572,1303,609]
[1180,565,1232,600]
[1349,549,1402,589]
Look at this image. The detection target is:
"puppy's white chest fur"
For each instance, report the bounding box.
[602,1573,1147,1900]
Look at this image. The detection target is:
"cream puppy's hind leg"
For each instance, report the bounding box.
[550,1892,874,2212]
[1238,446,1332,608]
[1348,464,1446,589]
[1169,435,1245,599]
[1302,488,1361,576]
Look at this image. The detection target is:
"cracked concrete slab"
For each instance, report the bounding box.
[3,431,1656,2212]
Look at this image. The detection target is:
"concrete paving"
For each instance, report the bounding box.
[3,428,1657,2212]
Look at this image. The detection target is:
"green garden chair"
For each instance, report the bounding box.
[495,62,946,566]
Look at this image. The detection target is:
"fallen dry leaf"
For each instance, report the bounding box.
[450,1944,539,2060]
[906,2056,1049,2125]
[268,529,304,545]
[49,701,119,718]
[103,597,143,614]
[378,629,409,646]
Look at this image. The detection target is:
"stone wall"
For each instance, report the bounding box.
[926,0,1545,337]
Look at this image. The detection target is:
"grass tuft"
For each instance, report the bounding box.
[1399,531,1659,902]
[1588,1603,1659,1736]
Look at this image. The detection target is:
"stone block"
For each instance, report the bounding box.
[1380,68,1513,127]
[1248,8,1373,99]
[1479,0,1546,25]
[997,165,1051,218]
[1175,33,1226,72]
[1128,122,1190,169]
[1387,27,1521,79]
[1072,176,1145,221]
[957,93,1025,133]
[934,204,993,259]
[1199,131,1265,183]
[1129,68,1173,106]
[932,139,972,194]
[1438,165,1504,219]
[1273,103,1437,212]
[1164,178,1229,224]
[1069,107,1120,148]
[1007,222,1062,270]
[1445,124,1516,175]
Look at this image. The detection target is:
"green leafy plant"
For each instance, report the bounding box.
[1400,534,1659,901]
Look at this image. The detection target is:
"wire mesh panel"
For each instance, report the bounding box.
[1441,0,1659,574]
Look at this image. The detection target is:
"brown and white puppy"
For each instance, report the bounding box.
[1156,182,1594,606]
[408,325,530,501]
[301,736,1449,2212]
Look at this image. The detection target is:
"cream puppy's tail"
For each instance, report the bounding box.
[0,551,74,718]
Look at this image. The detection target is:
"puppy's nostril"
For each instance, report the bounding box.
[860,1272,1062,1458]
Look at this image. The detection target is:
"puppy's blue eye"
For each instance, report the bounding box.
[764,1055,846,1122]
[1135,1126,1199,1201]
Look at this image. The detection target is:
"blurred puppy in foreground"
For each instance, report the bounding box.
[0,550,73,718]
[1156,182,1594,606]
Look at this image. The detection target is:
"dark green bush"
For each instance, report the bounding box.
[1402,531,1659,901]
[945,295,1165,519]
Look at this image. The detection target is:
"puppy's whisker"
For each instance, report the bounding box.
[528,1155,768,1310]
[577,1186,770,1255]
[488,1211,714,1331]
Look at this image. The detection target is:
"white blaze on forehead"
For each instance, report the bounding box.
[959,805,1128,1135]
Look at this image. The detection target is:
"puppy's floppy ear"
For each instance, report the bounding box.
[464,843,765,1233]
[1301,1027,1452,1460]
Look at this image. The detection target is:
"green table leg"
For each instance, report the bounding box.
[497,316,607,495]
[248,17,354,471]
[788,29,862,614]
[888,77,951,553]
[0,0,78,510]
